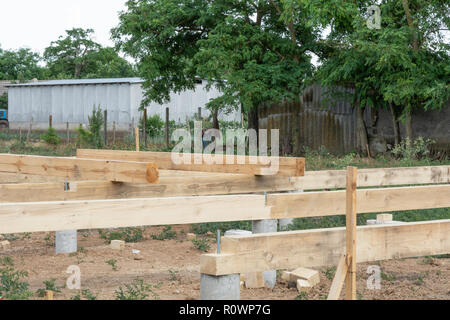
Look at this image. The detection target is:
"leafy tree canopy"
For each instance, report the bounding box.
[0,46,44,81]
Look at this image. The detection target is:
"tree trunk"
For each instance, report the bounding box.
[248,107,259,132]
[212,109,220,130]
[405,109,413,142]
[355,101,369,156]
[389,102,401,145]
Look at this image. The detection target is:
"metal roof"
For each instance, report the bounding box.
[6,78,144,87]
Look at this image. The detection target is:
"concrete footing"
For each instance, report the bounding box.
[252,220,277,289]
[200,274,240,300]
[55,230,77,254]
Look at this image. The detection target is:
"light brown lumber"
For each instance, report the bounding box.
[327,255,348,300]
[268,184,450,219]
[135,128,140,152]
[345,167,357,300]
[0,174,301,202]
[0,154,158,184]
[76,149,305,177]
[293,165,450,190]
[0,194,270,234]
[200,219,450,275]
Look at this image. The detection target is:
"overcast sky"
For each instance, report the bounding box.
[0,0,127,54]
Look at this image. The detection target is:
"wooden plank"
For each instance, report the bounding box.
[327,255,348,300]
[293,165,450,190]
[76,149,305,177]
[268,184,450,219]
[345,167,357,300]
[201,219,450,275]
[0,154,159,184]
[0,174,301,202]
[0,195,270,234]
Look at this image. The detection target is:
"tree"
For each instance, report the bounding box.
[44,28,100,78]
[112,0,317,130]
[307,0,449,147]
[0,46,44,81]
[44,28,137,79]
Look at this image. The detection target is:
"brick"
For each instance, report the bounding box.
[110,240,125,250]
[290,267,320,286]
[297,279,313,293]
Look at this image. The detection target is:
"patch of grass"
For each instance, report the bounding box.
[99,227,145,243]
[71,289,97,300]
[192,238,211,252]
[106,259,119,271]
[0,257,33,300]
[1,234,19,241]
[324,267,336,281]
[151,226,177,241]
[413,275,425,286]
[381,272,396,282]
[296,292,309,300]
[191,221,251,235]
[115,279,160,300]
[168,269,179,282]
[44,234,55,247]
[36,278,64,297]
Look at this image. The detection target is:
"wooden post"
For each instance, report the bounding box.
[345,166,357,300]
[27,117,33,142]
[104,110,108,146]
[135,127,140,152]
[45,290,54,300]
[198,107,202,121]
[165,107,170,148]
[143,108,147,148]
[49,115,53,129]
[113,121,116,145]
[66,122,70,143]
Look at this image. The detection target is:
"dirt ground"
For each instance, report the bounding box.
[1,226,449,300]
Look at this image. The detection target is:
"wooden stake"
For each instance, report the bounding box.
[143,108,147,148]
[66,122,70,143]
[345,166,357,300]
[135,127,140,152]
[45,290,54,300]
[27,117,33,142]
[327,254,348,300]
[113,121,116,145]
[165,107,170,148]
[104,110,108,146]
[49,115,52,129]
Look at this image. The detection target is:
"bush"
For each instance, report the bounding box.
[151,226,177,241]
[99,227,145,243]
[392,137,435,161]
[40,127,61,145]
[115,279,160,300]
[77,105,104,148]
[0,93,7,109]
[140,114,164,138]
[0,257,33,300]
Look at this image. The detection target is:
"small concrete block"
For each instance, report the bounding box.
[245,272,265,289]
[110,240,125,250]
[377,214,393,223]
[1,240,11,250]
[187,233,197,241]
[297,279,312,293]
[367,219,377,225]
[224,230,252,237]
[290,267,320,286]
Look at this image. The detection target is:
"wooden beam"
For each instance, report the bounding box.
[268,184,450,219]
[0,184,448,233]
[200,219,450,275]
[76,149,305,177]
[0,175,301,202]
[0,154,159,184]
[0,194,270,234]
[345,167,357,300]
[327,255,348,300]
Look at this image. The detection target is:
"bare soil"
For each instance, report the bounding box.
[1,226,449,300]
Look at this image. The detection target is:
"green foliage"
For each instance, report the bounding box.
[151,226,177,241]
[391,137,435,161]
[0,47,44,80]
[140,114,165,138]
[168,270,179,281]
[115,279,160,300]
[40,128,61,145]
[112,0,315,116]
[0,257,33,300]
[77,105,104,148]
[296,292,309,300]
[71,289,97,300]
[191,221,251,235]
[106,259,119,271]
[99,227,145,243]
[36,278,64,297]
[0,93,7,110]
[191,238,211,252]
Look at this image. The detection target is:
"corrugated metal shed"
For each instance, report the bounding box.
[8,78,241,130]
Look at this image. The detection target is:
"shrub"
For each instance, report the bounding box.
[0,93,7,109]
[151,226,177,241]
[0,257,33,300]
[36,278,64,297]
[192,238,211,252]
[140,114,164,138]
[115,279,159,300]
[77,105,104,148]
[71,289,97,300]
[40,128,61,145]
[99,227,145,243]
[392,137,435,161]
